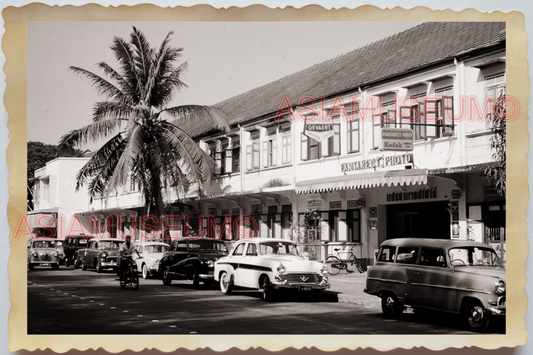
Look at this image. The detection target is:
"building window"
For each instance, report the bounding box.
[400,93,427,141]
[246,135,260,171]
[347,209,361,242]
[346,110,360,153]
[485,72,506,129]
[281,204,292,230]
[281,131,291,164]
[263,136,277,168]
[372,95,397,149]
[231,142,240,173]
[301,117,340,160]
[426,86,454,138]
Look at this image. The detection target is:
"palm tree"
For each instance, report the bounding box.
[59,27,229,219]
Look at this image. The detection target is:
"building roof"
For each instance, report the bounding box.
[182,22,505,138]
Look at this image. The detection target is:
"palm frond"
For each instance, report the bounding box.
[164,105,230,133]
[131,27,153,89]
[92,101,133,122]
[97,62,136,101]
[111,36,143,97]
[70,66,125,102]
[59,118,123,149]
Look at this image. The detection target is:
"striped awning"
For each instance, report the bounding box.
[295,169,428,194]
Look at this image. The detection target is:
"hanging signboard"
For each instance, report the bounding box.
[381,128,414,151]
[304,122,334,142]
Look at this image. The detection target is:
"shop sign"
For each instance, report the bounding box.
[304,123,334,142]
[386,187,437,202]
[307,198,323,209]
[381,128,414,151]
[341,153,413,173]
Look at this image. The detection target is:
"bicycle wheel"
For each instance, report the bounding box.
[325,256,342,275]
[119,270,126,289]
[347,255,365,273]
[131,268,139,290]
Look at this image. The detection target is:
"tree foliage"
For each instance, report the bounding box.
[59,27,229,218]
[485,93,506,196]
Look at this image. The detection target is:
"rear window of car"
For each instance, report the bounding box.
[377,246,396,262]
[396,246,419,264]
[419,247,447,267]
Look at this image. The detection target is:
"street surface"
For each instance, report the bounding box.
[28,267,505,334]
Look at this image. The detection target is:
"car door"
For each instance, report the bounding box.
[229,243,246,286]
[168,241,189,276]
[238,242,261,288]
[410,247,448,310]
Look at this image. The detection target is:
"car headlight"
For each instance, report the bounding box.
[495,280,506,295]
[32,252,38,257]
[277,263,286,275]
[52,252,58,257]
[205,259,214,268]
[100,252,108,259]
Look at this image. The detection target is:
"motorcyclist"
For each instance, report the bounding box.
[118,235,138,279]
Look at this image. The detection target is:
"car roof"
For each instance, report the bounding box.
[235,238,296,244]
[134,241,169,246]
[171,238,226,243]
[380,238,494,249]
[87,238,125,242]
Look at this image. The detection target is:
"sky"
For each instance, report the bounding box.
[27,21,420,149]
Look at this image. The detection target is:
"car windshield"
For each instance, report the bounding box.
[449,247,503,267]
[188,241,228,253]
[144,245,169,253]
[98,241,122,250]
[259,242,300,256]
[32,240,57,248]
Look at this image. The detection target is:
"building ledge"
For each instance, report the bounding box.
[465,129,492,138]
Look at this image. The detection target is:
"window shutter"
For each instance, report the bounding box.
[321,138,329,157]
[443,95,454,136]
[253,141,260,169]
[225,149,233,174]
[272,139,277,166]
[332,124,340,155]
[262,141,268,167]
[301,133,308,161]
[419,99,426,139]
[246,145,252,170]
[425,98,439,138]
[372,96,382,148]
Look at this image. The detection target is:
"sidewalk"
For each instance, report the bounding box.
[325,271,381,309]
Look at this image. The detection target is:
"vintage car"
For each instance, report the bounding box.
[63,234,89,267]
[27,238,63,270]
[159,238,229,289]
[133,241,169,279]
[365,238,506,332]
[78,238,124,273]
[214,238,330,301]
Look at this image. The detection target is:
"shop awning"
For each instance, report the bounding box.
[295,169,428,194]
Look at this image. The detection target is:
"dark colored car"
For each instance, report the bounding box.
[63,234,89,267]
[78,238,124,273]
[159,238,229,289]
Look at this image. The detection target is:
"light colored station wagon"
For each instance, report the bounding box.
[365,238,505,332]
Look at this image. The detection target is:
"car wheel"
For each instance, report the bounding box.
[464,300,490,332]
[81,263,87,271]
[95,261,103,273]
[162,267,172,286]
[28,263,34,271]
[64,258,70,268]
[381,293,403,318]
[142,264,149,279]
[192,268,200,290]
[219,272,233,295]
[262,276,276,302]
[51,263,59,270]
[73,260,80,269]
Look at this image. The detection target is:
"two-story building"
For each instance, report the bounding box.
[66,22,506,267]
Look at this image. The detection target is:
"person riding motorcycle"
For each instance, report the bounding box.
[118,236,138,279]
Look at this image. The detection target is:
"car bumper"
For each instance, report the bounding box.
[272,273,330,290]
[100,260,118,268]
[271,281,330,290]
[199,270,214,280]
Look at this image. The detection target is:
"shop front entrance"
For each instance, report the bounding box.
[386,201,450,239]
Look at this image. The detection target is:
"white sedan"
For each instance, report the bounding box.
[133,241,169,279]
[214,238,329,301]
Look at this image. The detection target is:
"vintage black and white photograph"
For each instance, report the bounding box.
[15,6,527,351]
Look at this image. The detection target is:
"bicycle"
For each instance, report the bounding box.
[119,256,140,290]
[325,246,364,275]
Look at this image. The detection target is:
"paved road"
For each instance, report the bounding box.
[27,267,504,335]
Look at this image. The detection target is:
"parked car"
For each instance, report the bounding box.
[63,234,89,267]
[78,238,124,273]
[214,238,330,301]
[27,238,62,270]
[365,238,506,332]
[159,238,229,289]
[133,241,169,279]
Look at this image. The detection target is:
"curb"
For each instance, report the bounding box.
[337,293,381,309]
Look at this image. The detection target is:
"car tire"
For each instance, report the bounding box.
[192,268,200,290]
[162,267,172,286]
[95,261,103,273]
[381,293,403,318]
[73,260,80,269]
[51,263,59,270]
[81,263,87,271]
[220,272,233,295]
[142,264,149,279]
[262,276,276,302]
[28,262,34,271]
[464,300,490,332]
[64,258,70,268]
